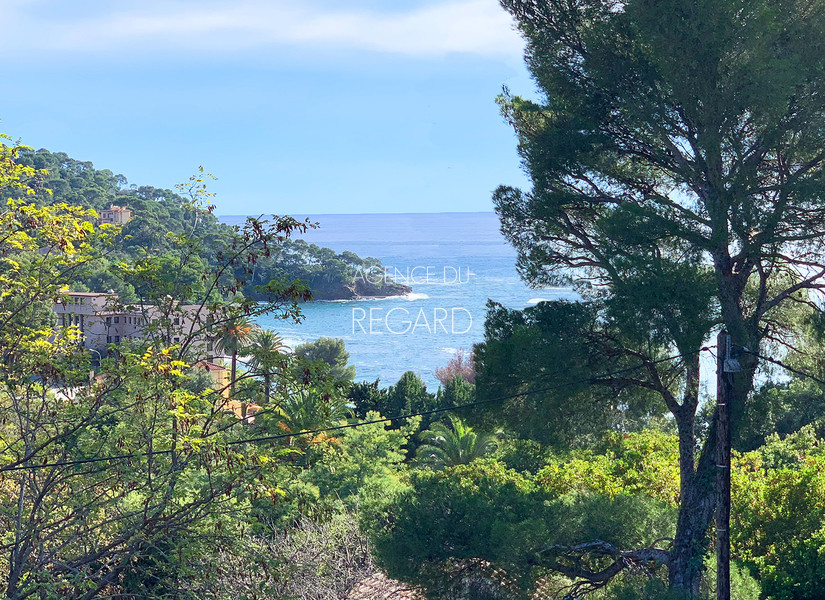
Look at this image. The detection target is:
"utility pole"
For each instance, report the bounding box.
[716,331,733,600]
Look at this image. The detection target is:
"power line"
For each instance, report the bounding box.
[213,345,713,442]
[741,348,825,387]
[0,348,708,472]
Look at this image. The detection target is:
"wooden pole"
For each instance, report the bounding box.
[716,331,731,600]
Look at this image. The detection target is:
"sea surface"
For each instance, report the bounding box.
[218,212,575,389]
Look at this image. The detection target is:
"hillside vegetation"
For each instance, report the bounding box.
[16,148,409,301]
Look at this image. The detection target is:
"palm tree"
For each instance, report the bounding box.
[212,315,252,405]
[274,387,351,451]
[416,416,498,469]
[246,329,287,404]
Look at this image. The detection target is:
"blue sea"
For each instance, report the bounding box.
[218,213,575,389]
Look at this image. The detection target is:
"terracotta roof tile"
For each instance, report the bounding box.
[347,573,422,600]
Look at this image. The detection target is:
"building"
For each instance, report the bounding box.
[99,204,133,225]
[53,291,209,355]
[53,292,120,346]
[192,360,230,398]
[192,360,262,420]
[54,293,266,423]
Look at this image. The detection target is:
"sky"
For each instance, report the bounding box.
[1,0,537,214]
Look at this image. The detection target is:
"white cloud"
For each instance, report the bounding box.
[7,0,524,59]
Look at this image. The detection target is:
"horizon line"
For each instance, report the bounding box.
[216,210,498,217]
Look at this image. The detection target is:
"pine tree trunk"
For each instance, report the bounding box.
[668,361,718,600]
[669,434,717,598]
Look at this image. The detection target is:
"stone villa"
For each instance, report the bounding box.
[98,204,133,225]
[53,291,209,354]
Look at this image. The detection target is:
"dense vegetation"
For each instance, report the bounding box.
[14,148,409,302]
[4,0,825,597]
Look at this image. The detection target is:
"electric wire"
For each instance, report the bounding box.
[741,348,825,387]
[0,347,710,472]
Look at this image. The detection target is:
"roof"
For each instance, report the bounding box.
[347,573,421,600]
[62,292,118,297]
[193,360,226,372]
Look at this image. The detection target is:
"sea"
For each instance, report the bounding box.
[218,212,576,390]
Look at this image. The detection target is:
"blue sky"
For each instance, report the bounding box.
[2,0,536,214]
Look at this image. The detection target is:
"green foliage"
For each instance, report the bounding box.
[294,337,356,383]
[245,329,288,404]
[472,300,669,448]
[212,314,253,401]
[737,380,825,452]
[15,148,406,303]
[733,427,825,599]
[267,384,351,437]
[262,238,410,300]
[538,430,681,505]
[212,315,254,357]
[349,372,459,455]
[302,411,419,505]
[437,374,475,409]
[349,379,390,419]
[490,1,825,595]
[368,455,677,599]
[699,557,761,600]
[600,578,683,600]
[385,371,437,418]
[495,438,552,475]
[0,139,110,377]
[0,136,334,599]
[415,415,498,469]
[732,310,825,451]
[368,459,555,596]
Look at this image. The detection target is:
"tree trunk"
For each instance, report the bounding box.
[716,333,732,600]
[231,353,247,420]
[6,471,28,600]
[230,352,237,400]
[669,423,718,598]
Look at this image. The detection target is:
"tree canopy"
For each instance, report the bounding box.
[462,0,825,596]
[13,148,409,303]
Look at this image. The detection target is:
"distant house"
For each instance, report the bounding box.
[99,204,132,225]
[193,360,263,419]
[53,291,210,356]
[192,360,231,398]
[223,399,261,423]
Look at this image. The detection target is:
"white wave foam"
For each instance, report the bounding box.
[278,337,305,350]
[320,292,430,303]
[527,298,553,305]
